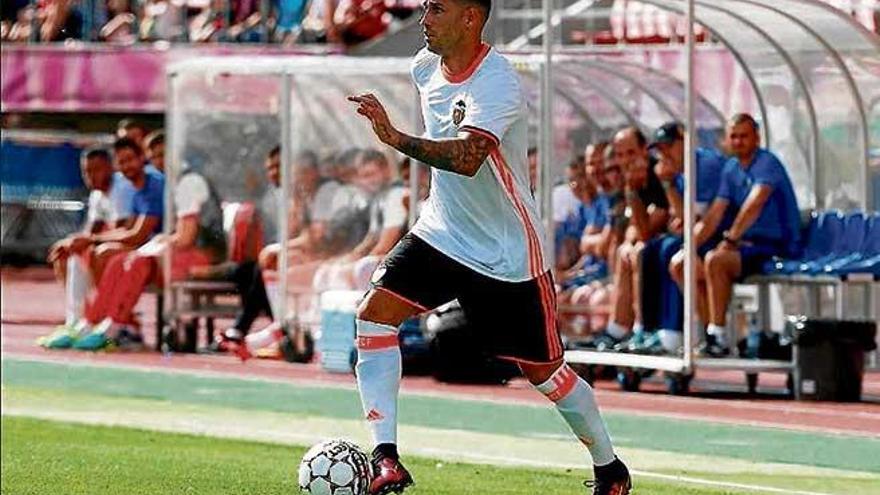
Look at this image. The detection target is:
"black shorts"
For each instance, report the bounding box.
[371,233,564,364]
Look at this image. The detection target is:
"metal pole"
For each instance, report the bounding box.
[29,0,39,42]
[540,0,555,266]
[162,71,179,351]
[278,73,292,330]
[682,0,696,375]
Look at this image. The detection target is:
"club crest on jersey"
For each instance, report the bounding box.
[452,99,467,126]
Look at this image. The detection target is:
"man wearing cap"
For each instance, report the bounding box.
[644,122,726,354]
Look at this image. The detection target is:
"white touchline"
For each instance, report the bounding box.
[413,447,837,495]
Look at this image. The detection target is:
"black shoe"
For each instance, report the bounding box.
[698,335,731,358]
[585,458,632,495]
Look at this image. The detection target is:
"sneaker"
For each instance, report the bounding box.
[225,340,253,362]
[697,335,731,358]
[37,324,79,349]
[614,329,647,353]
[370,451,414,495]
[72,319,113,351]
[585,458,632,495]
[628,331,665,355]
[205,328,244,354]
[112,327,145,352]
[588,331,623,352]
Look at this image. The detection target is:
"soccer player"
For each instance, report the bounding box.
[347,1,631,493]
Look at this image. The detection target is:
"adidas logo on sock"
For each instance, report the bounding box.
[366,409,385,422]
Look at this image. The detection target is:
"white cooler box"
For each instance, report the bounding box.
[318,290,363,373]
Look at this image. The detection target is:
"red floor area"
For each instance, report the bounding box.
[3,266,879,438]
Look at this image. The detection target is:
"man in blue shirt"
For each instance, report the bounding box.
[637,122,726,354]
[693,114,800,355]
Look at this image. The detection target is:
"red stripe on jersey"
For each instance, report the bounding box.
[356,334,399,351]
[459,126,500,148]
[489,149,544,278]
[442,43,491,84]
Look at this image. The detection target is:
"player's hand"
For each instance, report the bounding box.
[348,93,401,147]
[68,235,92,254]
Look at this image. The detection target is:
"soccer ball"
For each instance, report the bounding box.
[298,439,372,495]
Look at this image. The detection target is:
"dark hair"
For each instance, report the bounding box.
[462,0,491,17]
[728,113,760,132]
[117,118,148,133]
[113,137,143,155]
[360,149,388,168]
[527,146,538,156]
[145,130,165,148]
[82,146,112,163]
[268,145,280,158]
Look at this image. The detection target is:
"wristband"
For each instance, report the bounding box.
[722,230,740,246]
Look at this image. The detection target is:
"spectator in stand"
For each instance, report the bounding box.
[40,0,83,41]
[639,122,726,355]
[100,0,136,42]
[591,126,669,351]
[140,0,186,41]
[689,114,800,356]
[39,148,128,348]
[271,0,310,43]
[73,157,227,351]
[1,0,30,40]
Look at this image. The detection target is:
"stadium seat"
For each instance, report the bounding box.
[820,211,868,273]
[829,212,880,278]
[762,210,837,275]
[796,210,848,275]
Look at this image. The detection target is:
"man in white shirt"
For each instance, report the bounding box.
[41,148,125,347]
[347,1,630,493]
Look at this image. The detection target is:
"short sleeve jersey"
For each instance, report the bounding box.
[716,148,801,254]
[673,147,726,214]
[131,172,165,235]
[408,45,549,282]
[86,189,115,227]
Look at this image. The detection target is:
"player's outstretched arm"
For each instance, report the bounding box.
[348,93,493,177]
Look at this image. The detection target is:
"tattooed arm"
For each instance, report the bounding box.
[348,93,494,177]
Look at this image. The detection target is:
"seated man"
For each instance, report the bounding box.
[686,114,800,356]
[638,122,726,354]
[144,130,166,175]
[74,161,227,350]
[595,127,669,349]
[40,148,127,347]
[314,149,408,290]
[553,156,594,272]
[69,137,165,289]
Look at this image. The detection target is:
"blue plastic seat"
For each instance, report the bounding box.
[830,212,880,278]
[808,211,866,274]
[763,210,841,275]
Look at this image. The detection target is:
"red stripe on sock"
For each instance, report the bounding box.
[356,334,399,351]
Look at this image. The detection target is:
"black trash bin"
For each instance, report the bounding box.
[788,317,877,402]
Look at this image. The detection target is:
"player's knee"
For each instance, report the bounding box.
[520,360,565,386]
[356,290,414,327]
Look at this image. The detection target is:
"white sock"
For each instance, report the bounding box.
[535,363,616,466]
[355,319,401,446]
[707,323,728,347]
[605,321,629,340]
[631,322,644,335]
[658,329,683,353]
[263,271,280,320]
[65,256,91,326]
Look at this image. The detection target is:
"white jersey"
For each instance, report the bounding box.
[409,45,550,282]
